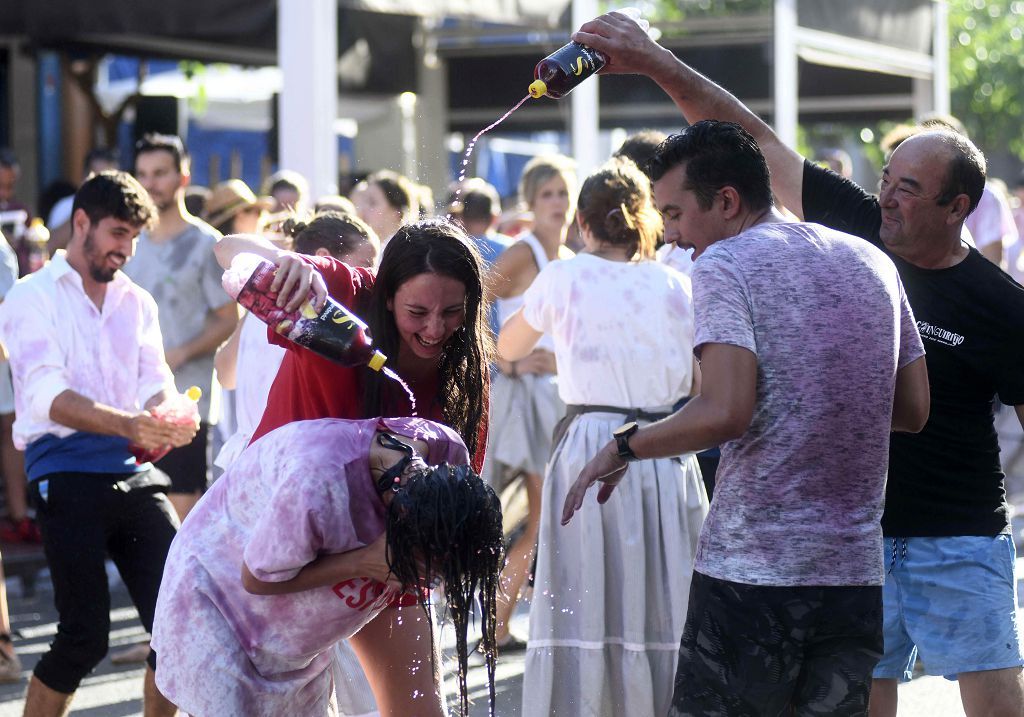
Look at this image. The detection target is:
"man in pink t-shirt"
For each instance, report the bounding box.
[565,120,929,716]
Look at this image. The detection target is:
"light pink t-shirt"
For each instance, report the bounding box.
[152,416,468,717]
[692,221,924,587]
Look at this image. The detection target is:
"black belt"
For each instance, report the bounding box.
[552,403,675,447]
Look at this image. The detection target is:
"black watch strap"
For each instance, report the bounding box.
[613,421,640,462]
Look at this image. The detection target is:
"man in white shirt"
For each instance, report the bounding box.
[0,171,196,717]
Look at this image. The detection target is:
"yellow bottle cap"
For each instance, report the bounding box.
[528,80,547,98]
[185,386,203,401]
[368,351,387,372]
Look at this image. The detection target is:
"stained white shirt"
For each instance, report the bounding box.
[0,250,173,449]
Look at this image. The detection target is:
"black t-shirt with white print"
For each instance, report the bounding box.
[802,160,1024,537]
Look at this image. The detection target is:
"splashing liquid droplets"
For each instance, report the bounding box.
[447,94,531,219]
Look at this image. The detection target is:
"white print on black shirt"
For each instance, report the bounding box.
[917,320,965,347]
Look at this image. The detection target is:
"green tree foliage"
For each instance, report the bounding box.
[949,0,1024,159]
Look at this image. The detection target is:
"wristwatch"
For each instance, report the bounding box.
[613,421,640,462]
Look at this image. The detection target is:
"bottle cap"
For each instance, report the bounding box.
[185,386,203,401]
[368,351,387,372]
[528,80,547,99]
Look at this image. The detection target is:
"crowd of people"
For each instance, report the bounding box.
[0,8,1020,717]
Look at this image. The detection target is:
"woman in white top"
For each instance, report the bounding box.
[483,154,577,649]
[499,158,709,717]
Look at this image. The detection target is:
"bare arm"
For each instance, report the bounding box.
[485,243,534,302]
[241,533,399,595]
[574,12,807,216]
[214,233,328,312]
[1015,403,1024,432]
[563,343,756,523]
[165,302,239,373]
[50,389,197,451]
[891,356,929,433]
[496,307,544,362]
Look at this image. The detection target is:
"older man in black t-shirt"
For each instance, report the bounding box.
[570,11,1024,717]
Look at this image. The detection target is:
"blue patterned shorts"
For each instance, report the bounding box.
[873,534,1024,681]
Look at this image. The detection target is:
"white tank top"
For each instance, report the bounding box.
[495,233,556,351]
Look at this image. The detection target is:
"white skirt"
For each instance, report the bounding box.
[332,641,378,717]
[522,412,708,717]
[482,371,564,490]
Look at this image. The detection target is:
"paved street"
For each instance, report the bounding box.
[0,570,982,717]
[0,408,1020,716]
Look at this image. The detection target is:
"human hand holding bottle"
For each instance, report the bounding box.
[572,8,668,78]
[128,387,201,464]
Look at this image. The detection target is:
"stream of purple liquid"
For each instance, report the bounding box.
[382,367,417,417]
[448,94,532,217]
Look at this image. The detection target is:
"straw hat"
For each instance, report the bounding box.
[203,179,273,228]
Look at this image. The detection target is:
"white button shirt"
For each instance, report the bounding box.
[0,250,174,450]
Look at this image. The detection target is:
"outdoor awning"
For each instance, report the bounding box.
[6,0,569,66]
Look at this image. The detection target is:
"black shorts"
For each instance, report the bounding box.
[155,421,209,494]
[670,570,883,717]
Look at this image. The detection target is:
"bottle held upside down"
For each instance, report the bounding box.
[527,7,649,100]
[222,253,387,371]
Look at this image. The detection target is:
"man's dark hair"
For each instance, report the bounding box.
[0,149,19,171]
[447,178,501,224]
[84,147,120,173]
[647,120,774,212]
[134,133,189,173]
[72,170,156,230]
[613,129,668,174]
[930,130,987,216]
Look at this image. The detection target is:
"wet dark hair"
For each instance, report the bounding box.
[134,133,189,174]
[577,158,662,259]
[385,462,504,717]
[72,170,156,230]
[647,120,773,212]
[286,210,379,260]
[360,219,492,458]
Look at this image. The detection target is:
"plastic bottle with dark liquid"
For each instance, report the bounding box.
[222,253,387,371]
[528,42,607,100]
[527,8,648,100]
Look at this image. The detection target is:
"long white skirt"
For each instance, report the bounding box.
[522,412,708,717]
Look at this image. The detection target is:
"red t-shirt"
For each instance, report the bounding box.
[250,256,486,470]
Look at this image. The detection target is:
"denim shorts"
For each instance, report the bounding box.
[873,534,1024,681]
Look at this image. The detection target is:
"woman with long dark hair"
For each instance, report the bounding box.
[213,217,491,715]
[152,416,503,717]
